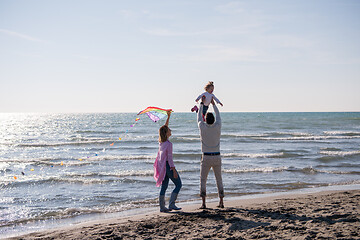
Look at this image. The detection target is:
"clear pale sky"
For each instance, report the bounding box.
[0,0,359,112]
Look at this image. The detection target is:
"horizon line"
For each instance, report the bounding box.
[1,111,360,114]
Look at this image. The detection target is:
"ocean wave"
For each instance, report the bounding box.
[321,170,360,175]
[320,147,342,151]
[222,152,286,158]
[220,130,360,141]
[222,133,266,138]
[15,136,156,148]
[258,181,320,189]
[171,136,200,143]
[0,199,158,228]
[223,132,312,138]
[2,155,156,164]
[1,168,203,188]
[17,140,114,148]
[0,207,103,228]
[255,135,360,141]
[29,155,154,167]
[99,155,155,160]
[0,151,299,167]
[299,167,360,175]
[223,166,360,175]
[173,153,202,159]
[13,130,360,148]
[0,162,11,172]
[316,163,360,168]
[319,150,360,157]
[323,131,360,136]
[0,157,68,163]
[223,167,288,174]
[75,130,125,134]
[175,152,293,159]
[1,174,155,187]
[256,180,360,191]
[67,170,154,178]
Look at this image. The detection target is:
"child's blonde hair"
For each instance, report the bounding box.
[159,125,170,143]
[204,81,214,91]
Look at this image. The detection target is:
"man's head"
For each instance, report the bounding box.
[205,112,215,125]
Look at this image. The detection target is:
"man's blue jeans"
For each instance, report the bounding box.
[160,162,182,195]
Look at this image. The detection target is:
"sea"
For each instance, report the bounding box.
[1,112,360,237]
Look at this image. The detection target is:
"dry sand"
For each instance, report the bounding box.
[9,190,360,240]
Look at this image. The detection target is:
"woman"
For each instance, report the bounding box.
[153,111,182,212]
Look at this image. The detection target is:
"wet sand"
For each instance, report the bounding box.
[9,190,360,239]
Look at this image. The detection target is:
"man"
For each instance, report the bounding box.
[197,97,224,209]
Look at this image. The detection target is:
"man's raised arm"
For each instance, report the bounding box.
[213,102,221,124]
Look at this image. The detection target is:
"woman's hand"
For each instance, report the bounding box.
[165,110,171,126]
[171,167,178,179]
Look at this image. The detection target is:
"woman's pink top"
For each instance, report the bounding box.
[154,140,175,187]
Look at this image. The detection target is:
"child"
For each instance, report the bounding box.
[153,111,182,212]
[194,81,223,115]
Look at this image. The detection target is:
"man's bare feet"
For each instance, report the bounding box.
[200,196,206,209]
[217,197,224,208]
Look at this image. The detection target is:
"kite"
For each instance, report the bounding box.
[137,107,172,122]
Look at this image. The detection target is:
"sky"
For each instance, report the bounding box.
[0,0,359,112]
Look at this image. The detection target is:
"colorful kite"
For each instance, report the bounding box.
[137,107,172,122]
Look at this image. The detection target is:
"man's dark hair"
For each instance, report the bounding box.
[205,112,215,125]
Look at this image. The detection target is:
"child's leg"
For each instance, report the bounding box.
[202,105,209,115]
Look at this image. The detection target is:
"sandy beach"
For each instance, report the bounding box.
[8,189,360,240]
